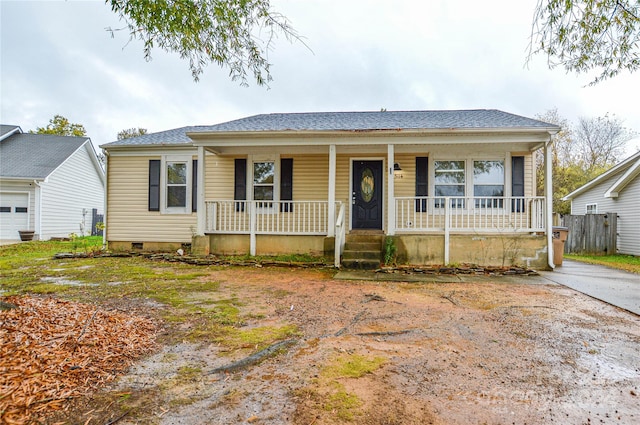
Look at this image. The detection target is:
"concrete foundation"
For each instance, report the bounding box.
[207,234,327,256]
[395,233,549,269]
[108,240,186,252]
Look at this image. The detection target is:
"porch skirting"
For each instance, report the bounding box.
[194,233,550,269]
[392,234,549,269]
[201,234,329,257]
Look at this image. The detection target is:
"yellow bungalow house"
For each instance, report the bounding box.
[101,110,559,269]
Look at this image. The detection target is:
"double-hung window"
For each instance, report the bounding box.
[434,160,465,208]
[166,161,188,208]
[473,160,504,208]
[253,161,275,208]
[586,203,598,214]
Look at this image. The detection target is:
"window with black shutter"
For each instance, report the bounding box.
[148,159,161,211]
[280,158,293,212]
[234,158,247,212]
[511,156,525,212]
[192,159,198,212]
[415,157,428,212]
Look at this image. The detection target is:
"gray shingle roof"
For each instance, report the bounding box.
[0,132,89,179]
[102,109,560,147]
[100,126,205,147]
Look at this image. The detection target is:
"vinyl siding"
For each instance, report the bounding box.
[571,170,640,255]
[107,155,196,242]
[39,144,105,239]
[205,154,234,200]
[291,155,329,200]
[109,148,538,242]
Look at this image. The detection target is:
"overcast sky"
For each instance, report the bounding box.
[1,0,639,155]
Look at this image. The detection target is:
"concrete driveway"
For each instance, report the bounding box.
[539,259,640,315]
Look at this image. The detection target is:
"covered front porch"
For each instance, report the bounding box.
[191,137,555,269]
[200,196,547,267]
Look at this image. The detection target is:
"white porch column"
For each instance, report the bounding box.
[387,144,396,236]
[196,146,206,235]
[544,140,555,269]
[327,144,336,237]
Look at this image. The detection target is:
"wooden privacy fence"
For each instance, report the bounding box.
[560,213,617,255]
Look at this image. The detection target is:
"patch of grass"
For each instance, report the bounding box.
[322,354,387,379]
[293,353,387,422]
[323,385,362,421]
[565,254,640,274]
[176,365,203,381]
[216,324,300,350]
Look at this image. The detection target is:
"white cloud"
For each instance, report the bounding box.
[1,0,638,155]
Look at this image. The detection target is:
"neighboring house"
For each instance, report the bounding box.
[0,125,105,241]
[562,151,640,256]
[101,110,560,269]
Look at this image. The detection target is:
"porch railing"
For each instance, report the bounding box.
[395,196,545,233]
[205,200,336,235]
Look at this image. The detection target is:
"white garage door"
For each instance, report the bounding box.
[0,193,29,240]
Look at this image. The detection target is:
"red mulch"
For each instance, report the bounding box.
[0,296,156,424]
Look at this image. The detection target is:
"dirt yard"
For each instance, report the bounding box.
[31,266,635,425]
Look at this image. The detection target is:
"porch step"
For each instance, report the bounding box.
[342,249,381,261]
[341,259,381,270]
[341,234,384,270]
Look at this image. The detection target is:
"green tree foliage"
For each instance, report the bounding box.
[536,109,635,214]
[32,115,87,137]
[117,127,148,140]
[106,0,302,85]
[530,0,640,84]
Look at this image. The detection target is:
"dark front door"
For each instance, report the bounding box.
[352,160,383,229]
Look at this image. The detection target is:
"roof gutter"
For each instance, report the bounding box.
[187,126,561,141]
[101,143,196,152]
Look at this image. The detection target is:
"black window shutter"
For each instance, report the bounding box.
[511,156,525,212]
[192,159,198,212]
[234,158,247,212]
[148,159,161,211]
[280,158,293,212]
[415,157,428,212]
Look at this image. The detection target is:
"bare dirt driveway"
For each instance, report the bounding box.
[62,267,639,425]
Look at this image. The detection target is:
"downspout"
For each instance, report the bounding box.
[33,180,43,240]
[544,138,555,270]
[102,150,109,249]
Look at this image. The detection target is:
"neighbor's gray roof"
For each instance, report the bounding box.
[0,132,89,179]
[102,110,560,147]
[1,125,21,138]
